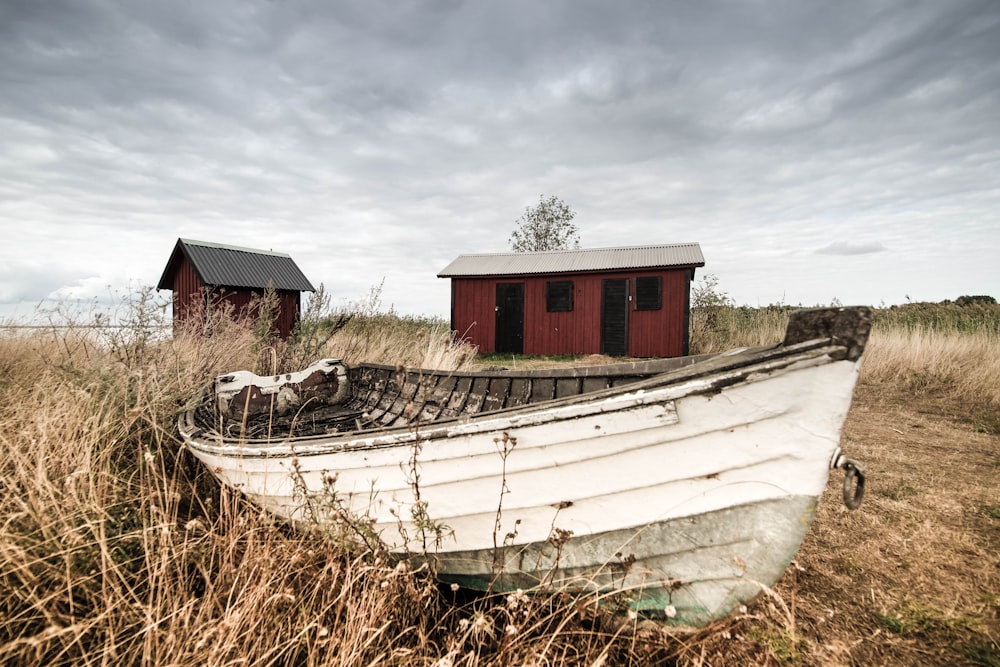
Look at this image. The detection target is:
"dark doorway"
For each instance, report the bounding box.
[495,283,524,354]
[601,279,629,357]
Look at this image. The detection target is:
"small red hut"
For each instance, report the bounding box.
[157,238,315,339]
[438,243,705,358]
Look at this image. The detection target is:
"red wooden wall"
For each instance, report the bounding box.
[449,268,694,358]
[167,257,301,339]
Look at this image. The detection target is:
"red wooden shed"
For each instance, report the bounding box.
[438,243,705,358]
[157,238,315,339]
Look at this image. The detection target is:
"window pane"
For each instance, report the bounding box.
[635,277,661,310]
[546,280,574,312]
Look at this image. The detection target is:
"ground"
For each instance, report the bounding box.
[468,357,999,665]
[759,382,999,666]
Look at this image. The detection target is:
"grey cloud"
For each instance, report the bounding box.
[0,262,87,303]
[1,0,998,312]
[815,242,889,256]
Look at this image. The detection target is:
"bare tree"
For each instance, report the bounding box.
[509,195,580,252]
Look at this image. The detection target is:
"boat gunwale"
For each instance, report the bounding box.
[179,337,850,455]
[351,352,724,380]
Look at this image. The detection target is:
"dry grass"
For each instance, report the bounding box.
[862,327,1000,415]
[1,299,998,665]
[688,306,790,354]
[326,314,475,370]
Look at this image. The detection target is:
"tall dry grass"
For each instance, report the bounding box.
[1,298,651,666]
[860,328,1000,433]
[863,302,1000,426]
[2,295,997,665]
[690,302,1000,400]
[688,306,790,354]
[327,314,475,370]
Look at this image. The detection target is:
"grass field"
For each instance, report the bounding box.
[1,298,997,666]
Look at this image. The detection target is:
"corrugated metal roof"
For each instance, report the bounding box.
[157,238,315,291]
[437,243,705,277]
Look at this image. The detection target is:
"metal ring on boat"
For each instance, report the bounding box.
[840,458,866,510]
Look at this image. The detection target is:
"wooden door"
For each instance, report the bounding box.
[495,283,524,354]
[601,279,629,357]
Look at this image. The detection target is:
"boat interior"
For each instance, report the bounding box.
[188,306,872,441]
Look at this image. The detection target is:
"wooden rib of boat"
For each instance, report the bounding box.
[178,306,872,626]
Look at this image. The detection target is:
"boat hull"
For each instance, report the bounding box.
[182,341,863,626]
[434,495,818,626]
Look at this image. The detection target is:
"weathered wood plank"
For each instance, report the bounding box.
[530,378,555,403]
[507,378,532,407]
[462,377,490,414]
[443,376,473,418]
[483,378,511,412]
[555,377,582,398]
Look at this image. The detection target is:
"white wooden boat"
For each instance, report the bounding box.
[178,307,871,626]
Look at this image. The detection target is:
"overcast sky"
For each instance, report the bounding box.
[2,0,998,322]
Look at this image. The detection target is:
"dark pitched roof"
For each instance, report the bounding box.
[157,238,315,292]
[438,243,705,278]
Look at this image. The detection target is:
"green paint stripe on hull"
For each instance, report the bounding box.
[424,495,818,627]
